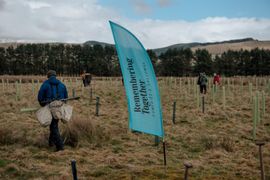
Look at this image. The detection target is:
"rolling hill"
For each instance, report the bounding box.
[1,38,270,56]
[153,38,270,55]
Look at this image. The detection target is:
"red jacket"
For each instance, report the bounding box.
[213,75,220,84]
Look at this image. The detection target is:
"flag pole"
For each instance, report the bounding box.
[163,138,167,166]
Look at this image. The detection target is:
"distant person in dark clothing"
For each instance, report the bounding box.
[81,70,92,87]
[38,70,68,151]
[197,72,208,94]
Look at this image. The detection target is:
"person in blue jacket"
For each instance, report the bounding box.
[197,72,208,94]
[38,70,68,151]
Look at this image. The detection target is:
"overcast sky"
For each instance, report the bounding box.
[0,0,270,49]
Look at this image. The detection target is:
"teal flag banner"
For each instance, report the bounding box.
[110,21,164,137]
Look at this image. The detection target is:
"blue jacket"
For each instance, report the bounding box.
[38,76,68,106]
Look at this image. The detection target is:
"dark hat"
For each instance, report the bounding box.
[47,70,56,78]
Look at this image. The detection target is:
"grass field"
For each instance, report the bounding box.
[0,76,269,179]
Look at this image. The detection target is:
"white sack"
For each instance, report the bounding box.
[61,104,73,123]
[36,105,52,127]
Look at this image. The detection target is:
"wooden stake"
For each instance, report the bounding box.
[81,83,84,96]
[32,79,35,96]
[163,140,167,166]
[222,86,226,109]
[172,101,176,124]
[1,78,4,92]
[71,160,78,180]
[212,85,215,104]
[256,91,260,124]
[202,96,205,113]
[7,79,9,90]
[241,78,243,93]
[268,80,270,94]
[37,80,40,90]
[194,81,197,95]
[256,78,258,90]
[72,88,76,97]
[196,86,200,109]
[154,136,160,146]
[95,96,100,116]
[253,96,257,141]
[255,141,265,180]
[249,83,253,101]
[262,91,265,118]
[69,78,72,89]
[15,81,20,101]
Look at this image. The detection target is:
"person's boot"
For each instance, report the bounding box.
[55,147,64,152]
[49,140,54,147]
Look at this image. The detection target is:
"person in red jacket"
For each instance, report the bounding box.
[213,73,221,85]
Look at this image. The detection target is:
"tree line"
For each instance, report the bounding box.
[0,43,269,76]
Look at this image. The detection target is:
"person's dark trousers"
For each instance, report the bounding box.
[200,85,207,94]
[49,118,64,151]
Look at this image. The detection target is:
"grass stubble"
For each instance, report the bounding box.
[0,76,269,179]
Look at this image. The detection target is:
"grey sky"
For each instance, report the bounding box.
[0,0,5,10]
[0,0,269,49]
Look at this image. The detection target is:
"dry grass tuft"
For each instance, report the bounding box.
[201,135,235,152]
[62,117,111,147]
[219,137,235,152]
[0,128,14,145]
[32,132,50,148]
[0,127,27,145]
